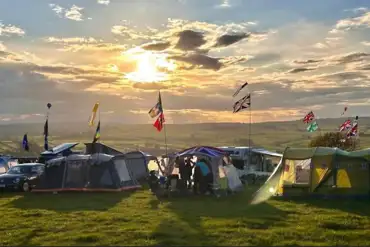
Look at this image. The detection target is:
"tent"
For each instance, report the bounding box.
[176,146,227,189]
[124,151,156,181]
[33,153,141,192]
[256,147,370,199]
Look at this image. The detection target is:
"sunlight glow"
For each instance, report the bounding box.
[124,48,177,83]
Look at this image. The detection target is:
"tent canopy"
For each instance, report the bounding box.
[41,142,79,156]
[177,146,226,157]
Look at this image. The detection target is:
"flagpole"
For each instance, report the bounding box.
[160,90,169,156]
[248,94,252,168]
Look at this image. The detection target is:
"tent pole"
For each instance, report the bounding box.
[248,94,252,168]
[160,90,168,156]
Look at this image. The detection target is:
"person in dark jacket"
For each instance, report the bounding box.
[184,157,193,189]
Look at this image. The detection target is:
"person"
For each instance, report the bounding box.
[195,158,212,195]
[183,157,193,189]
[192,158,203,195]
[175,156,187,188]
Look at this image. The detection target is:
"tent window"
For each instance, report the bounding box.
[114,159,131,182]
[100,169,113,186]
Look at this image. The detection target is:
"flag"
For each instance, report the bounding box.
[233,82,248,97]
[339,119,352,132]
[307,121,319,132]
[22,134,29,151]
[93,121,101,143]
[153,113,165,132]
[88,102,99,127]
[346,123,358,138]
[341,106,348,116]
[303,111,315,124]
[148,92,163,118]
[233,94,251,113]
[43,118,48,151]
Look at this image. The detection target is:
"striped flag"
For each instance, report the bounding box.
[303,111,315,124]
[148,92,163,118]
[93,121,101,143]
[153,113,165,132]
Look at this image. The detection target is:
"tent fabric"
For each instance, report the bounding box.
[41,143,79,155]
[254,147,370,200]
[177,146,225,157]
[123,151,156,181]
[33,153,141,192]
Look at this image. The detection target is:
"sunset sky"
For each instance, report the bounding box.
[0,0,369,124]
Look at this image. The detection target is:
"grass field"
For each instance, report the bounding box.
[1,186,370,246]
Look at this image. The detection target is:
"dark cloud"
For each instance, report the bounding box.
[175,30,207,51]
[288,68,315,73]
[337,52,370,64]
[322,71,368,81]
[293,59,322,64]
[170,53,222,70]
[141,41,171,51]
[213,33,249,48]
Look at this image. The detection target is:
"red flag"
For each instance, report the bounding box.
[153,113,165,132]
[339,119,352,132]
[346,123,358,139]
[303,111,315,124]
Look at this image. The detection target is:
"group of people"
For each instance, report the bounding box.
[174,156,214,195]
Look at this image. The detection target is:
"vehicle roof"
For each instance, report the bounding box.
[13,163,45,166]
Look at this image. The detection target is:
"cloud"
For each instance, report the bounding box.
[97,0,110,5]
[174,30,207,51]
[215,0,231,9]
[332,10,370,32]
[49,4,84,21]
[141,42,171,51]
[0,42,5,51]
[288,68,315,74]
[0,22,25,36]
[213,33,249,48]
[170,53,222,70]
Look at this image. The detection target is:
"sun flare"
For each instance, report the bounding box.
[124,48,177,83]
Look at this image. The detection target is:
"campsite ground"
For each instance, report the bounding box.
[1,186,370,246]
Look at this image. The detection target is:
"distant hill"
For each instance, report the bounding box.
[0,117,369,155]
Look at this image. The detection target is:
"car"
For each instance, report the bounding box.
[0,163,45,192]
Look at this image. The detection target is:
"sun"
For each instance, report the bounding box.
[124,48,177,83]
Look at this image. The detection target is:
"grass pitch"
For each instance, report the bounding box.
[1,186,370,246]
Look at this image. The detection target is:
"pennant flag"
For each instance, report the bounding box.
[347,122,358,138]
[88,102,99,127]
[341,106,348,116]
[153,113,165,132]
[233,93,251,113]
[307,121,319,132]
[148,92,163,118]
[22,134,29,151]
[303,111,315,124]
[233,82,248,97]
[93,121,101,143]
[43,118,49,151]
[339,119,352,132]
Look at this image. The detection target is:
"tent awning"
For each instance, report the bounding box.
[41,142,79,155]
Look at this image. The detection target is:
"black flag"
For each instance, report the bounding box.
[43,118,49,150]
[22,134,29,151]
[233,82,248,97]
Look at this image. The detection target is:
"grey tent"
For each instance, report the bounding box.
[124,151,157,181]
[33,153,141,192]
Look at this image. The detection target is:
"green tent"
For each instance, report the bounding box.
[255,147,370,199]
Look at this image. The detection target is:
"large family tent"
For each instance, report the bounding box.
[124,151,156,181]
[33,153,141,192]
[252,147,370,201]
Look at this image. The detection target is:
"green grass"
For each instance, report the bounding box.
[1,187,370,246]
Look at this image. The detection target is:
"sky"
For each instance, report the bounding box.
[0,0,369,124]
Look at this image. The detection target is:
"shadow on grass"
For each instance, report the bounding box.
[6,191,135,212]
[151,187,289,245]
[282,197,370,217]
